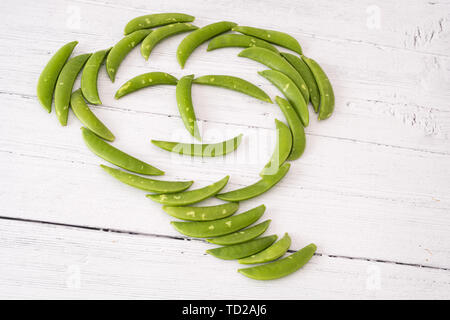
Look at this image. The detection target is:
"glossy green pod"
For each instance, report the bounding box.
[141,23,198,60]
[238,232,291,264]
[124,13,195,35]
[115,72,178,99]
[193,75,272,103]
[207,34,279,53]
[70,89,115,141]
[238,243,317,280]
[207,220,271,245]
[177,21,237,68]
[146,176,229,206]
[260,119,292,177]
[217,163,290,202]
[176,74,200,140]
[162,202,239,221]
[275,96,305,160]
[37,41,78,112]
[151,134,243,157]
[81,127,164,175]
[207,235,277,260]
[302,55,335,120]
[54,53,91,126]
[170,204,265,238]
[233,26,302,54]
[106,29,152,82]
[81,48,110,104]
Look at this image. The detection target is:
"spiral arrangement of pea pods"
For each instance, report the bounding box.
[36,12,335,281]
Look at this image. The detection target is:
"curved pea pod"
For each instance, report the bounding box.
[207,220,271,245]
[301,55,335,120]
[238,243,317,280]
[106,29,152,82]
[151,134,242,157]
[81,48,111,104]
[177,21,237,68]
[207,34,279,53]
[176,74,201,140]
[70,89,115,141]
[146,176,229,206]
[81,127,164,175]
[260,119,292,177]
[54,53,91,126]
[233,25,302,54]
[217,163,290,202]
[124,13,195,35]
[115,72,178,99]
[100,165,192,193]
[141,23,198,60]
[37,41,78,113]
[162,202,239,221]
[193,75,272,103]
[207,235,278,260]
[239,232,291,264]
[259,69,308,126]
[275,97,306,160]
[170,204,265,238]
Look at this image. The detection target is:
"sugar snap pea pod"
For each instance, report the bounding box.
[100,165,192,193]
[124,13,195,35]
[238,243,317,280]
[147,176,229,206]
[170,204,265,238]
[141,23,198,60]
[238,47,308,102]
[80,48,111,104]
[281,52,320,113]
[106,29,152,82]
[162,202,239,221]
[193,75,272,103]
[302,55,335,120]
[233,26,302,55]
[207,235,278,260]
[239,232,291,264]
[81,127,164,175]
[176,74,201,140]
[207,34,279,53]
[207,220,271,245]
[37,41,78,113]
[260,119,292,177]
[217,163,290,202]
[115,72,178,99]
[70,89,115,141]
[275,96,305,160]
[177,21,237,68]
[54,53,91,126]
[259,69,308,126]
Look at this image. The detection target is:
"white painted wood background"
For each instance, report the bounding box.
[0,0,449,299]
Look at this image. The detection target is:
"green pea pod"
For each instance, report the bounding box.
[115,72,178,99]
[100,165,192,193]
[207,220,271,245]
[193,75,272,103]
[207,235,278,260]
[170,204,265,238]
[162,203,239,221]
[141,23,198,60]
[176,74,201,140]
[81,127,164,175]
[151,134,243,157]
[146,176,229,206]
[238,243,317,280]
[81,48,111,104]
[106,29,152,82]
[217,163,290,202]
[37,41,78,113]
[177,21,237,68]
[70,89,115,141]
[207,34,279,53]
[124,13,195,35]
[260,119,292,177]
[55,53,91,126]
[238,232,291,264]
